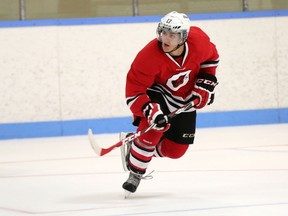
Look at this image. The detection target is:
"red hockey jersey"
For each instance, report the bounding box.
[126,26,219,117]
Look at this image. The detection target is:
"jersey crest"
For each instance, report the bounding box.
[166,70,191,91]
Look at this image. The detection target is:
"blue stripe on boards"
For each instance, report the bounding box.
[196,108,287,128]
[0,108,287,140]
[0,10,288,28]
[0,121,62,140]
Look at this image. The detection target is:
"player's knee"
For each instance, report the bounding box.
[169,145,189,159]
[159,139,189,159]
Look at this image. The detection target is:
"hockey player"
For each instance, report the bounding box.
[121,11,219,194]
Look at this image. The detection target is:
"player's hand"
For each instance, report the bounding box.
[142,102,170,131]
[192,72,218,109]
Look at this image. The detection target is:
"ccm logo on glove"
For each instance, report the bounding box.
[196,78,217,88]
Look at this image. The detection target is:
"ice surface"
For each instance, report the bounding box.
[0,124,288,216]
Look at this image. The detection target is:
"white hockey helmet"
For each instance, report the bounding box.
[157,11,191,43]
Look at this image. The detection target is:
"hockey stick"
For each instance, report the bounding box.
[88,98,199,156]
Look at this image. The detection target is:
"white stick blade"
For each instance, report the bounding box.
[88,129,101,156]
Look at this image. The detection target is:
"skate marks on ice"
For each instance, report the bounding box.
[0,124,288,215]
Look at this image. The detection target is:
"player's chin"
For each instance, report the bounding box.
[162,44,173,53]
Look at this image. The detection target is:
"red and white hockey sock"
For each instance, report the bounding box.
[128,138,156,175]
[128,118,163,174]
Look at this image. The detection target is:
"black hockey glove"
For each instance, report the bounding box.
[192,72,218,109]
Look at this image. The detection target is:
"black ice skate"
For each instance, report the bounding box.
[122,171,142,194]
[122,170,154,198]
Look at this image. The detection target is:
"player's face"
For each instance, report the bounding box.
[160,31,181,53]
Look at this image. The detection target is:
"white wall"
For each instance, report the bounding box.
[0,16,287,123]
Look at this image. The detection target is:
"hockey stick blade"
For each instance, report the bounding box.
[88,98,199,157]
[88,129,122,156]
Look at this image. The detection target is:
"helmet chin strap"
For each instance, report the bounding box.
[164,42,185,54]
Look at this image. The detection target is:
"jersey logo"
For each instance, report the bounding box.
[172,74,186,88]
[166,70,191,91]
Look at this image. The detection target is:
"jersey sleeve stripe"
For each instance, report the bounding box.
[200,58,219,68]
[126,93,144,107]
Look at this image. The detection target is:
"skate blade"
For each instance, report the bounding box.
[124,190,131,199]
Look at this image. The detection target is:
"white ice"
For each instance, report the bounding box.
[0,124,288,216]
